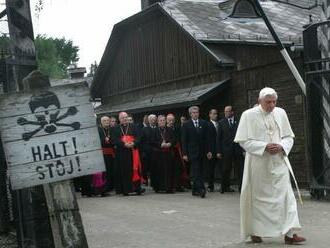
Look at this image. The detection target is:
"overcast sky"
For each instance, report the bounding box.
[30,0,141,72]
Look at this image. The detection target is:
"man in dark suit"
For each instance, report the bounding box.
[217,106,244,193]
[207,109,220,192]
[181,106,211,198]
[140,114,157,186]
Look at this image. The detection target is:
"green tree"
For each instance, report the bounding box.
[0,35,79,79]
[53,37,79,72]
[35,35,79,78]
[34,35,63,78]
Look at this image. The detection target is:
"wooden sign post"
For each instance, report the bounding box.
[0,72,105,247]
[0,82,104,189]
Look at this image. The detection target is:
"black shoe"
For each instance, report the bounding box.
[192,191,199,196]
[81,192,93,197]
[123,192,129,196]
[200,189,206,198]
[221,187,235,193]
[101,192,110,197]
[136,188,146,195]
[207,186,214,192]
[176,187,185,192]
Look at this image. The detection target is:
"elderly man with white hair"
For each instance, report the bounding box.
[234,87,305,245]
[112,112,145,196]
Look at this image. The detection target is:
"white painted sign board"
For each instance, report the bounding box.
[0,82,105,189]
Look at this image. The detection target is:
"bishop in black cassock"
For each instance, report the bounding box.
[112,112,144,196]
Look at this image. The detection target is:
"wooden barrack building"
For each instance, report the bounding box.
[91,0,322,185]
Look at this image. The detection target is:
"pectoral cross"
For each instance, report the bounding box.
[262,112,276,142]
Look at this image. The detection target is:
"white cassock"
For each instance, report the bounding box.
[234,105,301,240]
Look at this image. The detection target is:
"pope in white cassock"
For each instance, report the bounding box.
[234,87,306,245]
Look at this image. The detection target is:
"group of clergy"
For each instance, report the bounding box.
[77,86,307,245]
[81,104,245,198]
[91,112,190,196]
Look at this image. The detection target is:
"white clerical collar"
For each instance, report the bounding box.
[259,105,272,115]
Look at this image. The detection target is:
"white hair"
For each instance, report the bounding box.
[188,106,199,114]
[148,114,157,122]
[259,87,278,100]
[100,116,110,122]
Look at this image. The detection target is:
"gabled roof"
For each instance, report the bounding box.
[161,0,321,44]
[91,3,227,97]
[91,0,321,97]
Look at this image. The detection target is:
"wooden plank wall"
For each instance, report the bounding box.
[102,12,217,103]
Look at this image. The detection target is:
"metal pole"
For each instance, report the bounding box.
[253,0,306,95]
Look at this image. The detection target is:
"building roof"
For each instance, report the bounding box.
[50,76,93,87]
[91,0,321,98]
[161,0,321,44]
[95,78,229,115]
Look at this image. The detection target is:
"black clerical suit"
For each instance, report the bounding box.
[217,117,244,192]
[207,120,219,191]
[181,119,210,196]
[169,125,189,190]
[151,127,177,192]
[140,125,157,186]
[98,126,115,192]
[112,124,143,195]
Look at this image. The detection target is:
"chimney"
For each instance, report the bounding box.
[141,0,162,10]
[67,64,86,79]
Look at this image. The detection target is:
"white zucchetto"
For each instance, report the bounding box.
[259,87,278,99]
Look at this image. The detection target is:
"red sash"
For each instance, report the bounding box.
[121,135,143,183]
[161,147,171,152]
[102,147,115,157]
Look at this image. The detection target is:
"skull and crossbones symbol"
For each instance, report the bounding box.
[17,91,81,141]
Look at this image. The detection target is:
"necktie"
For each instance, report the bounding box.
[194,121,198,128]
[229,119,233,127]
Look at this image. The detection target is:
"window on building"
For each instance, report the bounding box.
[230,0,261,18]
